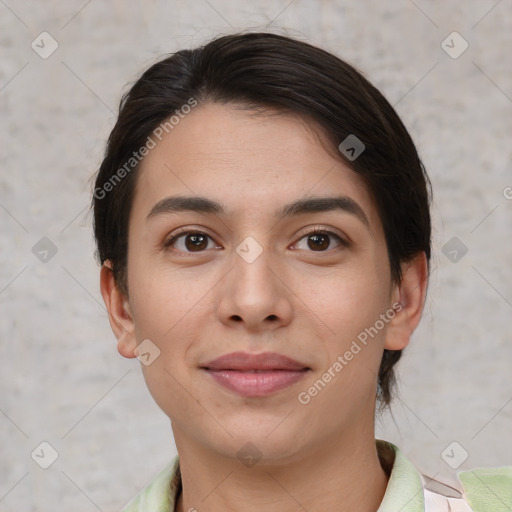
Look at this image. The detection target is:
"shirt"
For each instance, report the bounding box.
[120,439,512,511]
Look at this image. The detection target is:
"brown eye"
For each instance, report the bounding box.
[307,232,330,251]
[294,229,348,252]
[184,233,208,251]
[165,231,217,253]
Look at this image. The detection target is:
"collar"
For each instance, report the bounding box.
[376,440,424,512]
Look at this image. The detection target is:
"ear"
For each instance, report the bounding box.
[384,252,429,351]
[100,262,137,359]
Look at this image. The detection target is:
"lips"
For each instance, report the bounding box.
[201,351,310,372]
[201,352,310,397]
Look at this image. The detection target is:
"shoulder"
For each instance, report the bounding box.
[422,463,512,512]
[377,440,512,512]
[458,465,512,512]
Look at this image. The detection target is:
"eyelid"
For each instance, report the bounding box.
[163,227,219,248]
[293,225,350,248]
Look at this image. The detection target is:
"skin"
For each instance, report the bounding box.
[101,102,428,512]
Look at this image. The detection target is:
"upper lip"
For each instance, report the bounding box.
[201,351,310,371]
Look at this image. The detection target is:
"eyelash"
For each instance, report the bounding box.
[163,227,349,255]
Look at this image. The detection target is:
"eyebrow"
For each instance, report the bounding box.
[146,194,370,229]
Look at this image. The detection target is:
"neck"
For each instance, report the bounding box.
[173,427,390,512]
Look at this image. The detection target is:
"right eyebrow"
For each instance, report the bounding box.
[146,196,223,221]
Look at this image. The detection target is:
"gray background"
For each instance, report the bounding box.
[1,1,511,510]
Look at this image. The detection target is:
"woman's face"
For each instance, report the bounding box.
[116,102,404,463]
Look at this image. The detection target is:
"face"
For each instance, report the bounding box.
[110,102,408,464]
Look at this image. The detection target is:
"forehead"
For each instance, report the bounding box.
[131,102,380,229]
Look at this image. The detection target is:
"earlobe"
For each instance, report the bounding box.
[384,252,429,351]
[99,262,138,359]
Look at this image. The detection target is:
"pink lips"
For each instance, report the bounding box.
[201,352,310,397]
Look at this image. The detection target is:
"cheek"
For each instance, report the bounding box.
[126,258,220,406]
[302,260,390,335]
[127,247,209,338]
[126,264,207,417]
[299,257,392,393]
[302,272,391,410]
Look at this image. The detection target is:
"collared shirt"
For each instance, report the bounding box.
[120,440,512,511]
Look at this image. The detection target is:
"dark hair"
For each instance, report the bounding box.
[92,31,431,408]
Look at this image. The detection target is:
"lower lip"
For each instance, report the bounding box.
[204,369,309,397]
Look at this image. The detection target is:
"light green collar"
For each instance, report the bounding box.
[120,455,180,512]
[376,440,424,512]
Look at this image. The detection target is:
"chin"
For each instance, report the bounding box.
[217,421,308,463]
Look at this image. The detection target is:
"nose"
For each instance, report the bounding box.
[216,242,294,333]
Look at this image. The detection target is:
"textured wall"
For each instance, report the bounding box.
[1,1,511,510]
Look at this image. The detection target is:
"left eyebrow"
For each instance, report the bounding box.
[278,196,370,230]
[146,194,371,230]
